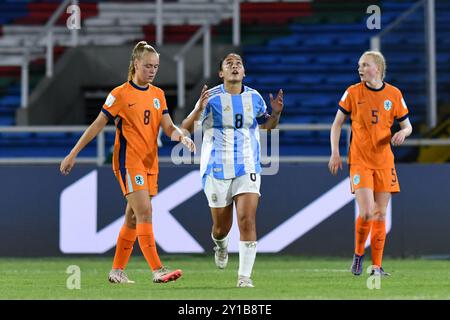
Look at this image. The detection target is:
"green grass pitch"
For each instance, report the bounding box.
[1,255,449,300]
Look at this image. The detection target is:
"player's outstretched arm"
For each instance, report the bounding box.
[181,85,209,133]
[60,112,109,175]
[391,118,412,146]
[161,113,196,153]
[328,109,347,176]
[260,89,283,130]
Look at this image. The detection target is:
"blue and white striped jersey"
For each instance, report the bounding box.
[199,84,269,180]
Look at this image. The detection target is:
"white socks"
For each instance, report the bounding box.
[211,232,229,249]
[212,235,257,278]
[238,241,257,278]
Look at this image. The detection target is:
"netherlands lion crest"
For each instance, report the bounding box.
[384,100,392,111]
[153,98,161,110]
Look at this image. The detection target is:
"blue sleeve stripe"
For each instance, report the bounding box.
[162,109,169,115]
[209,88,222,96]
[338,106,351,115]
[117,118,127,170]
[101,108,114,122]
[397,114,409,122]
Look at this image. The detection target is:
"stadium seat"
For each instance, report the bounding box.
[0,0,448,159]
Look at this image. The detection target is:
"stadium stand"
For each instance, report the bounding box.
[242,0,450,156]
[0,0,449,160]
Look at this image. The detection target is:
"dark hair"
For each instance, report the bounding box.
[218,53,243,71]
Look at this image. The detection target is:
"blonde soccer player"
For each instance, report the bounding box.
[60,41,195,284]
[182,53,283,287]
[328,51,412,276]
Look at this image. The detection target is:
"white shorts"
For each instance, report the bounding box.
[202,173,261,208]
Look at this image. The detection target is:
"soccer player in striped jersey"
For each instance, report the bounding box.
[60,41,195,284]
[328,51,412,276]
[182,53,283,287]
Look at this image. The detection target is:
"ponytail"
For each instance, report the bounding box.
[128,41,159,81]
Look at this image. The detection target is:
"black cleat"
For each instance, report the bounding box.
[350,254,364,276]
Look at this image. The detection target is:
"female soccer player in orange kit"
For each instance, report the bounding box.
[60,41,195,284]
[328,51,412,276]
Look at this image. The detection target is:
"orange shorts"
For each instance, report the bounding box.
[349,165,400,194]
[114,169,158,196]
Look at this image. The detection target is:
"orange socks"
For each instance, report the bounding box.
[370,220,386,267]
[112,225,136,270]
[112,223,163,272]
[137,223,162,271]
[355,215,372,256]
[354,216,387,267]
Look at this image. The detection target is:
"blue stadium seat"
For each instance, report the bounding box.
[257,75,290,85]
[302,37,334,46]
[315,55,348,65]
[292,75,324,85]
[0,95,20,107]
[245,55,279,65]
[299,96,333,109]
[438,74,450,84]
[0,118,14,125]
[395,74,426,85]
[0,132,32,139]
[279,55,313,64]
[7,85,20,95]
[268,35,301,47]
[337,37,368,46]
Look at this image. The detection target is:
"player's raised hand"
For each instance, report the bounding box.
[197,84,209,111]
[391,130,406,146]
[328,153,343,176]
[181,136,196,153]
[269,89,284,114]
[60,154,75,175]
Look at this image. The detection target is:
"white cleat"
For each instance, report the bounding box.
[152,266,183,283]
[237,276,254,288]
[370,266,391,277]
[108,269,135,284]
[214,246,228,269]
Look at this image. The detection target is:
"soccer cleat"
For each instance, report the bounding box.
[350,253,364,276]
[108,269,135,284]
[152,266,183,283]
[370,266,391,277]
[237,276,254,288]
[214,246,228,269]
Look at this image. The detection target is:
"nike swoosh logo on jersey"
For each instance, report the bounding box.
[128,103,136,107]
[357,101,365,104]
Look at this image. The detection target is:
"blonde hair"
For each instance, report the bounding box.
[128,41,159,81]
[361,50,386,81]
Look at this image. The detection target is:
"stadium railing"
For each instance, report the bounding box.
[371,0,437,129]
[173,1,234,110]
[1,124,449,165]
[1,0,238,111]
[0,0,79,109]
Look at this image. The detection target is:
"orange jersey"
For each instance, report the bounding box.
[101,81,168,174]
[339,82,409,169]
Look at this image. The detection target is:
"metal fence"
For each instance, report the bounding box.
[1,124,449,165]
